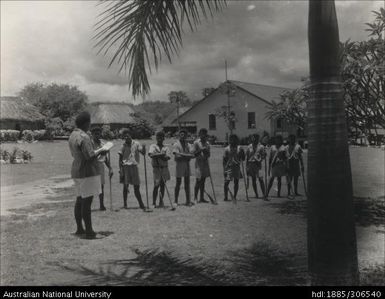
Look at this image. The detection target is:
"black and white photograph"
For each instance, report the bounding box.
[0,0,384,290]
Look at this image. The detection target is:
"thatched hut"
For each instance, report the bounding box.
[0,96,45,130]
[88,102,137,131]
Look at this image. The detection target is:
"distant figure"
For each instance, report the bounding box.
[246,134,267,199]
[69,112,108,239]
[148,131,171,208]
[287,134,304,197]
[91,127,113,211]
[266,135,289,198]
[118,129,146,210]
[173,129,195,206]
[193,128,211,203]
[223,134,245,201]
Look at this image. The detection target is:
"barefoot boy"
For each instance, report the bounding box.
[246,134,267,199]
[193,128,211,203]
[223,134,245,201]
[266,135,289,198]
[118,129,146,210]
[91,126,113,211]
[173,129,195,206]
[287,134,304,197]
[148,131,171,208]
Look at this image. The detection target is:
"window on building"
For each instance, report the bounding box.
[277,118,282,129]
[248,112,256,129]
[209,114,216,130]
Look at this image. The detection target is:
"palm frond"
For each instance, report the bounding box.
[94,0,227,99]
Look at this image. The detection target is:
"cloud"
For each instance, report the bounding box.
[247,4,256,11]
[1,0,383,103]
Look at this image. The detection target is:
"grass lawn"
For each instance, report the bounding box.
[0,139,384,285]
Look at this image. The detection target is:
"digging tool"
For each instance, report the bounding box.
[143,151,153,213]
[241,159,250,202]
[300,166,308,197]
[154,155,176,211]
[207,164,218,205]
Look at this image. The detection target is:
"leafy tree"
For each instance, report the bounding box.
[267,8,385,141]
[202,87,216,97]
[94,0,226,98]
[168,91,192,106]
[19,83,88,122]
[340,8,385,135]
[131,101,177,125]
[266,87,308,130]
[215,105,237,133]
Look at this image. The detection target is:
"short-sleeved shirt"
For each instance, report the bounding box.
[246,143,266,164]
[172,140,192,160]
[119,141,142,166]
[270,145,288,167]
[287,143,303,160]
[149,143,171,168]
[223,145,243,169]
[69,128,99,179]
[92,138,107,163]
[193,138,210,164]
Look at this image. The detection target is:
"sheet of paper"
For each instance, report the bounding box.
[102,141,114,151]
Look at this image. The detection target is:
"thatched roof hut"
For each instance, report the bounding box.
[88,102,137,131]
[0,96,45,130]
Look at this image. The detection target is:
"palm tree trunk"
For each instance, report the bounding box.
[307,0,359,285]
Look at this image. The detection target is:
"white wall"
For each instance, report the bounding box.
[178,88,274,142]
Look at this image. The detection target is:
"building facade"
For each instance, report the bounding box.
[169,81,302,142]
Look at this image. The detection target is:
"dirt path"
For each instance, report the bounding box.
[1,177,384,286]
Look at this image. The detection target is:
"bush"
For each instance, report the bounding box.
[0,149,10,162]
[33,130,48,141]
[0,147,32,164]
[22,130,34,142]
[101,125,115,140]
[239,135,253,146]
[127,119,155,139]
[0,130,20,142]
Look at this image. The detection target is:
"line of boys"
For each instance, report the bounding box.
[90,127,304,210]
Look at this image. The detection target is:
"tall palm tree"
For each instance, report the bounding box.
[307,0,358,285]
[95,0,359,285]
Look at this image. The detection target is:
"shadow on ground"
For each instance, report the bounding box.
[50,241,310,286]
[269,196,385,227]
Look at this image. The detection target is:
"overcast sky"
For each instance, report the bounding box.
[1,0,383,104]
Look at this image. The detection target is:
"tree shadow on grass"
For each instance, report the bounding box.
[50,242,310,286]
[269,196,385,227]
[50,248,231,286]
[359,264,385,286]
[226,241,309,285]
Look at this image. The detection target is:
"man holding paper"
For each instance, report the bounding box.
[69,112,110,239]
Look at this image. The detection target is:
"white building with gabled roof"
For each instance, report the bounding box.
[167,80,303,142]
